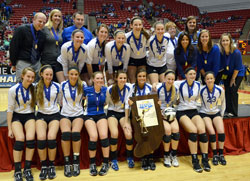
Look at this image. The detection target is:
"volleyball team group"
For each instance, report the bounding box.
[7,9,245,181]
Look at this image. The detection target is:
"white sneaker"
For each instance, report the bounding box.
[171,155,179,167]
[164,156,171,167]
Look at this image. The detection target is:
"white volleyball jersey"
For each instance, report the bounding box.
[126,31,147,59]
[105,40,131,74]
[199,85,225,116]
[87,37,106,65]
[57,41,89,76]
[106,83,132,112]
[60,80,86,117]
[128,83,152,98]
[37,82,60,115]
[147,35,169,67]
[7,83,34,113]
[174,80,201,111]
[164,32,177,71]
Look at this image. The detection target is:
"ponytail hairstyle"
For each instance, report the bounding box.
[131,16,150,40]
[164,69,176,102]
[21,67,36,108]
[134,68,147,95]
[111,70,127,104]
[36,65,53,108]
[96,24,109,57]
[68,66,83,95]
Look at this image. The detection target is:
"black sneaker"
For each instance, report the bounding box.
[39,166,48,180]
[141,158,148,171]
[212,155,219,165]
[219,155,227,165]
[148,158,156,171]
[192,159,203,173]
[23,169,34,181]
[202,158,211,172]
[48,166,56,179]
[14,171,23,181]
[64,164,72,177]
[89,163,98,176]
[72,163,80,177]
[99,163,109,176]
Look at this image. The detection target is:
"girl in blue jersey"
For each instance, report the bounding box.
[60,67,85,178]
[219,33,245,117]
[36,65,60,180]
[174,32,197,80]
[125,17,150,83]
[200,71,226,166]
[175,67,210,173]
[83,71,109,176]
[7,67,36,181]
[197,30,221,84]
[106,70,134,171]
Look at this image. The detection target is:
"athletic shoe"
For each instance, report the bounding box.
[89,163,98,176]
[64,164,72,177]
[99,163,109,176]
[127,157,135,168]
[163,156,171,167]
[219,155,227,165]
[72,163,80,177]
[141,158,148,171]
[202,158,211,172]
[23,169,34,181]
[212,155,219,166]
[192,159,203,173]
[110,160,119,171]
[14,171,23,181]
[39,166,48,180]
[48,166,56,179]
[170,155,179,167]
[148,158,156,170]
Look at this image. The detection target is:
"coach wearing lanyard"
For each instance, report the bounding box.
[10,12,46,82]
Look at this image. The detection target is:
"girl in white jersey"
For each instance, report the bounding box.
[7,67,36,181]
[36,65,60,180]
[106,70,134,171]
[200,71,226,165]
[87,24,109,78]
[60,66,85,178]
[175,67,210,173]
[147,21,168,85]
[125,17,150,83]
[105,30,130,85]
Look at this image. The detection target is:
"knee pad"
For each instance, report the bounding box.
[14,141,24,151]
[37,140,46,150]
[189,133,197,142]
[100,138,109,148]
[218,133,225,142]
[72,132,81,142]
[209,134,216,143]
[172,132,180,141]
[163,135,171,143]
[126,139,133,145]
[26,140,36,149]
[48,139,57,149]
[199,133,208,143]
[61,132,71,141]
[88,141,97,151]
[110,138,118,146]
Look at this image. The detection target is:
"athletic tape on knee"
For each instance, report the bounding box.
[72,132,81,142]
[209,134,216,143]
[110,138,118,145]
[199,133,208,143]
[26,140,36,149]
[100,138,109,148]
[189,133,197,142]
[163,135,171,143]
[126,139,133,145]
[48,139,57,149]
[218,133,225,142]
[37,140,46,149]
[88,141,97,151]
[61,132,71,141]
[14,141,24,151]
[172,132,180,141]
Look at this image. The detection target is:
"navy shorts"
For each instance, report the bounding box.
[200,112,221,120]
[105,62,123,73]
[36,112,60,124]
[80,64,88,74]
[92,64,101,73]
[176,109,199,121]
[128,57,147,67]
[107,110,125,121]
[12,112,36,125]
[84,113,107,123]
[60,114,84,122]
[146,64,167,75]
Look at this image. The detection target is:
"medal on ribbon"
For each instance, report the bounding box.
[224,52,230,72]
[132,32,142,56]
[155,35,162,60]
[20,83,30,109]
[206,85,215,109]
[184,49,189,67]
[52,27,59,46]
[203,52,208,64]
[186,80,194,102]
[137,84,146,96]
[94,90,101,112]
[68,81,76,107]
[72,42,80,63]
[115,42,123,66]
[164,83,171,107]
[118,86,126,109]
[44,84,51,107]
[30,24,38,50]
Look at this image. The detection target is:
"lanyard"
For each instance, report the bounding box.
[20,82,30,108]
[183,49,189,66]
[163,83,171,105]
[30,24,38,49]
[68,81,77,105]
[44,84,51,105]
[72,42,80,63]
[132,32,142,54]
[137,84,146,96]
[51,27,59,46]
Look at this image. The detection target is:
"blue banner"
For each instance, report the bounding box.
[0,74,16,88]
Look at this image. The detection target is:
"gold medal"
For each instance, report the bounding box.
[119,61,122,66]
[97,106,99,112]
[23,103,27,109]
[204,60,207,64]
[185,61,188,66]
[73,101,76,107]
[48,102,50,107]
[166,104,169,107]
[56,41,58,46]
[121,103,124,108]
[100,58,103,63]
[137,51,140,55]
[35,44,38,49]
[158,55,162,59]
[210,104,213,109]
[226,66,229,70]
[188,97,191,102]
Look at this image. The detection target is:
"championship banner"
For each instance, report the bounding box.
[0,65,16,88]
